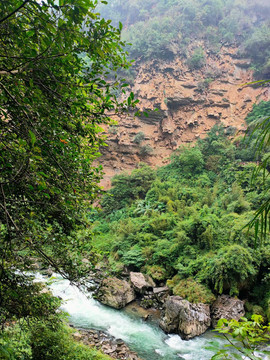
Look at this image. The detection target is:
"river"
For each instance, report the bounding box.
[37,273,225,360]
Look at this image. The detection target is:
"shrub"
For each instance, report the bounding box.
[101,164,156,213]
[187,47,205,70]
[133,131,145,144]
[171,146,205,176]
[197,77,213,92]
[122,244,145,270]
[139,144,153,157]
[145,265,168,281]
[170,278,216,304]
[199,245,258,295]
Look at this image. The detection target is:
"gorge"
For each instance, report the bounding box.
[1,0,270,359]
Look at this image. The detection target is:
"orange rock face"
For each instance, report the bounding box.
[98,45,270,189]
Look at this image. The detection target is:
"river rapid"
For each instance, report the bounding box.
[35,273,225,360]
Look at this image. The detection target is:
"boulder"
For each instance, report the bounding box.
[96,277,135,309]
[130,272,156,294]
[160,296,211,340]
[211,295,245,327]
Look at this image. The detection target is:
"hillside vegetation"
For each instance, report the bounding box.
[99,0,270,77]
[90,102,270,315]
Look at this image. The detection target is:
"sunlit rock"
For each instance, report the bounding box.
[96,277,135,309]
[160,296,211,340]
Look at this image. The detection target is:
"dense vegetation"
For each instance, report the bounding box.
[1,0,269,358]
[99,0,270,77]
[0,304,112,360]
[90,102,270,316]
[0,0,134,358]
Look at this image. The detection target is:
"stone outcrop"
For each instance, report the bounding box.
[130,272,156,294]
[140,286,170,310]
[211,295,245,327]
[95,277,135,309]
[159,296,211,340]
[97,44,270,190]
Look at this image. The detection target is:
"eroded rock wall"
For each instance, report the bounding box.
[99,45,270,188]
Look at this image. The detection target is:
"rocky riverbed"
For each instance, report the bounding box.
[94,271,246,340]
[72,327,142,360]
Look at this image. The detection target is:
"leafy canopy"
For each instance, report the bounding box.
[0,0,136,323]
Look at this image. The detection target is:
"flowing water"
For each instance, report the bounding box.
[37,274,224,360]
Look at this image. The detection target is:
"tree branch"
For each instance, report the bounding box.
[0,0,31,25]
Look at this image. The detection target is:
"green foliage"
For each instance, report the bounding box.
[101,164,156,213]
[122,244,145,270]
[242,97,270,243]
[0,320,113,360]
[199,245,257,295]
[139,144,153,157]
[187,47,206,70]
[133,131,145,144]
[158,146,205,182]
[176,146,205,175]
[243,25,270,77]
[209,315,270,360]
[93,121,270,310]
[144,265,168,281]
[168,277,216,304]
[246,101,270,125]
[0,0,138,344]
[98,0,269,66]
[0,272,61,325]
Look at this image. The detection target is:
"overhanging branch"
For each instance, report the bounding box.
[0,0,31,25]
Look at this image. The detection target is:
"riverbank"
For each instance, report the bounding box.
[72,327,142,360]
[47,274,224,360]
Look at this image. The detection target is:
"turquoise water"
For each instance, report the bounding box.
[40,274,223,360]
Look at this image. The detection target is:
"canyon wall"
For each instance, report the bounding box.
[98,45,270,189]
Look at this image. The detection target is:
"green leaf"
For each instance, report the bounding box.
[29,130,36,146]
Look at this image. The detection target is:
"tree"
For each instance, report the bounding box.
[245,81,270,244]
[0,0,135,324]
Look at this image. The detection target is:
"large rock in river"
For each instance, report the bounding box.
[96,277,135,309]
[130,272,156,294]
[159,296,211,340]
[211,295,245,327]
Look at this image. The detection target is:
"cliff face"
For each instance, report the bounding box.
[99,45,270,189]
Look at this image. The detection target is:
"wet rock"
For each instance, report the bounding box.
[96,277,135,309]
[211,295,245,327]
[130,272,156,294]
[160,296,211,340]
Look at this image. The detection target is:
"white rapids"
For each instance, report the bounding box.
[36,273,225,360]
